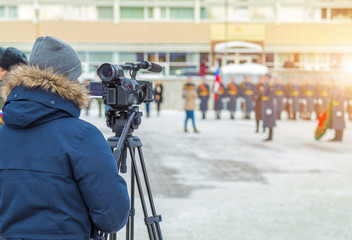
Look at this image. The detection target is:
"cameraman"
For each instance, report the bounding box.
[0,36,130,239]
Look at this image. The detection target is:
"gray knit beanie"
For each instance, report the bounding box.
[29,36,82,81]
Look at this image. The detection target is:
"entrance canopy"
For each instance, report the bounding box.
[221,63,268,75]
[214,41,263,53]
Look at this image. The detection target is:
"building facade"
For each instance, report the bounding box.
[1,0,352,80]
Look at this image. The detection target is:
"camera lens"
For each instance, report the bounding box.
[102,66,112,77]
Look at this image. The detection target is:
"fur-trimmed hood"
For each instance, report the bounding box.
[1,64,90,109]
[0,65,91,128]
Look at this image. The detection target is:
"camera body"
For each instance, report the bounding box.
[90,62,156,109]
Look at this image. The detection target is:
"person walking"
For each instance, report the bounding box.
[198,77,210,119]
[0,36,130,239]
[262,74,277,141]
[154,80,163,116]
[183,76,199,133]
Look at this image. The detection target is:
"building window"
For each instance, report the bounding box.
[0,7,5,18]
[89,52,113,63]
[147,7,153,19]
[331,9,352,20]
[97,6,113,20]
[321,8,327,19]
[119,52,144,63]
[230,7,250,21]
[170,7,194,20]
[250,7,274,21]
[148,52,156,62]
[120,7,144,19]
[279,7,305,22]
[0,6,18,19]
[159,52,166,62]
[170,66,197,76]
[72,6,81,20]
[77,52,87,62]
[170,53,197,63]
[204,7,225,21]
[265,53,274,68]
[201,7,207,19]
[160,7,167,19]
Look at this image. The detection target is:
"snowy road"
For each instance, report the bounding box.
[82,109,352,240]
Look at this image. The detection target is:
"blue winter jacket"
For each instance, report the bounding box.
[0,66,130,240]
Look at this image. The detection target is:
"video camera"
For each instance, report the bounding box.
[89,61,162,109]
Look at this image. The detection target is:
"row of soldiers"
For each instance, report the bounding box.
[197,75,349,141]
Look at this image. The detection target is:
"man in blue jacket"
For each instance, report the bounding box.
[0,36,130,239]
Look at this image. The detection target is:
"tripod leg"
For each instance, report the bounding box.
[127,150,136,240]
[137,147,163,240]
[128,147,156,240]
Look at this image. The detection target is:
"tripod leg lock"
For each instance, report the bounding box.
[144,215,162,225]
[129,208,135,217]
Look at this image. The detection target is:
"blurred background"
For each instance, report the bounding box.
[2,1,352,239]
[2,0,352,109]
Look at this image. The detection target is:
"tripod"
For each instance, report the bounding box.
[99,106,163,240]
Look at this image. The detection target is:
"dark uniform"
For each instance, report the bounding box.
[329,85,346,141]
[262,82,276,141]
[254,82,264,132]
[227,81,241,119]
[301,83,315,120]
[286,83,301,120]
[214,83,226,119]
[345,85,352,121]
[240,82,256,119]
[198,82,210,119]
[315,83,330,118]
[274,83,285,120]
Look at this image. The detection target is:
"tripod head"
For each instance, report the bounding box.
[106,106,143,173]
[106,106,142,135]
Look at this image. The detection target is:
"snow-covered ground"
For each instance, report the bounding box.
[81,109,352,240]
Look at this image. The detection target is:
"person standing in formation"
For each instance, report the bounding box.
[214,77,226,120]
[154,80,163,116]
[183,76,199,133]
[346,83,352,121]
[254,76,265,133]
[286,76,301,120]
[274,76,285,120]
[227,76,241,120]
[240,76,255,119]
[262,74,276,141]
[315,77,329,119]
[198,77,210,119]
[301,76,315,120]
[329,78,345,141]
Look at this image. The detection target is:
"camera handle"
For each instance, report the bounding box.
[101,107,163,240]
